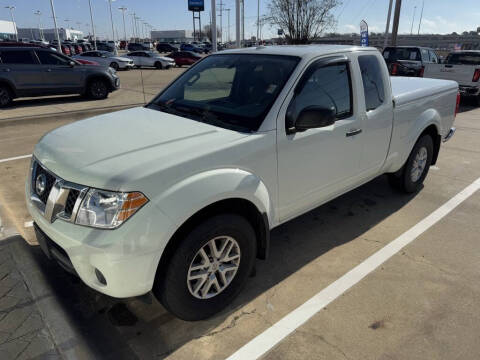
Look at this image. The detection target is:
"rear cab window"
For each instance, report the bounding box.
[446,52,480,65]
[383,47,421,62]
[358,55,386,111]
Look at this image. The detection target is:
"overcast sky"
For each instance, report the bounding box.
[0,0,477,40]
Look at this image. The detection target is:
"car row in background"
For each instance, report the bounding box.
[73,50,134,71]
[126,51,175,69]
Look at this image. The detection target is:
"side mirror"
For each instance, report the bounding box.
[68,60,76,67]
[288,106,336,134]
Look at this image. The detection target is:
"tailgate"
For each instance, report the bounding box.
[424,63,478,86]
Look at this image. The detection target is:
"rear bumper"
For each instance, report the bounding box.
[443,127,456,142]
[459,86,480,96]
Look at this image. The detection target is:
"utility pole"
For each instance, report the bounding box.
[410,6,417,35]
[88,0,97,49]
[49,0,61,52]
[236,0,241,47]
[107,0,116,42]
[391,0,402,46]
[211,0,217,52]
[417,0,425,35]
[242,0,245,45]
[5,6,18,41]
[383,0,393,49]
[118,7,127,41]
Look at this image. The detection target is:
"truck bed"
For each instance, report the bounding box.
[391,77,458,107]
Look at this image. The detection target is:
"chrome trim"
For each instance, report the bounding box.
[443,127,456,142]
[30,158,88,224]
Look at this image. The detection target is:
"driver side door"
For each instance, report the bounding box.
[277,56,364,221]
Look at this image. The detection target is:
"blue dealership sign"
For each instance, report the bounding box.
[360,20,369,47]
[188,0,204,12]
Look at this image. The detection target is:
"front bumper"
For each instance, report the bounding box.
[26,183,174,298]
[119,62,135,69]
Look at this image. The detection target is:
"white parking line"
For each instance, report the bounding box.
[226,177,480,360]
[0,154,32,164]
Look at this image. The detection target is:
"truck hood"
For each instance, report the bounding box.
[34,107,247,190]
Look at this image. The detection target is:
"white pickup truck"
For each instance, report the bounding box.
[424,51,480,103]
[26,45,458,321]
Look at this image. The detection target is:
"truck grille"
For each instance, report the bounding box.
[32,161,57,204]
[30,159,88,223]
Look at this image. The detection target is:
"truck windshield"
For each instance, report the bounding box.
[383,47,421,62]
[446,53,480,65]
[147,54,300,132]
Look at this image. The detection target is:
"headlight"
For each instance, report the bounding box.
[76,189,148,229]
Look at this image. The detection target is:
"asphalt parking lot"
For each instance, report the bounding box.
[0,70,480,359]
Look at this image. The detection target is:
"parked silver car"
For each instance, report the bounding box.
[73,50,134,71]
[126,51,175,69]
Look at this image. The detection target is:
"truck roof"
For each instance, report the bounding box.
[220,44,377,59]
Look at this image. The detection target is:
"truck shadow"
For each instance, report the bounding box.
[27,174,417,359]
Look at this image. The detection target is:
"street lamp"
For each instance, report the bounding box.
[5,6,18,41]
[107,0,116,42]
[118,6,128,41]
[34,10,44,41]
[129,13,136,42]
[49,0,61,52]
[87,0,97,50]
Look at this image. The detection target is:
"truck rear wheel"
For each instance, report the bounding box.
[153,214,256,321]
[389,135,434,193]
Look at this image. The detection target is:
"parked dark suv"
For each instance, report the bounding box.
[0,47,120,107]
[383,46,439,77]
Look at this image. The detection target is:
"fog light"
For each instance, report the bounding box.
[95,268,107,285]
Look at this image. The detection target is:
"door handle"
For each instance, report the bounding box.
[46,69,52,72]
[346,129,362,137]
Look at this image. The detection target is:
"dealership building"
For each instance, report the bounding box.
[0,20,16,40]
[150,30,194,42]
[17,28,84,42]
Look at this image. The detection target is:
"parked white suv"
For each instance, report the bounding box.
[26,45,457,320]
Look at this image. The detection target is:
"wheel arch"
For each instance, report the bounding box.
[153,197,270,290]
[0,79,17,98]
[419,124,441,165]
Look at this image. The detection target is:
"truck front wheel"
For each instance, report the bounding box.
[153,214,256,321]
[389,135,434,193]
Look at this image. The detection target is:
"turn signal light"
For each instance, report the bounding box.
[391,63,398,75]
[455,92,460,118]
[418,66,425,78]
[116,192,149,222]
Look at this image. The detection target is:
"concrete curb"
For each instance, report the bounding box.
[0,103,144,127]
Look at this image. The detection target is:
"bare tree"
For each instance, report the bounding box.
[203,25,222,42]
[268,0,341,44]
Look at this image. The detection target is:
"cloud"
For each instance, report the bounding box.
[344,24,357,32]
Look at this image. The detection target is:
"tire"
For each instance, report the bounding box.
[109,62,119,71]
[388,135,434,193]
[154,61,163,69]
[87,79,109,100]
[0,85,12,107]
[153,214,256,321]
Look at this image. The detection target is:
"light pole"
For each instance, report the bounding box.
[211,0,217,52]
[410,6,417,35]
[225,8,231,43]
[88,0,97,49]
[34,10,44,41]
[257,0,260,43]
[49,0,61,52]
[107,0,116,41]
[118,6,128,41]
[383,0,393,49]
[5,6,18,41]
[235,0,240,48]
[129,13,136,42]
[417,0,425,35]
